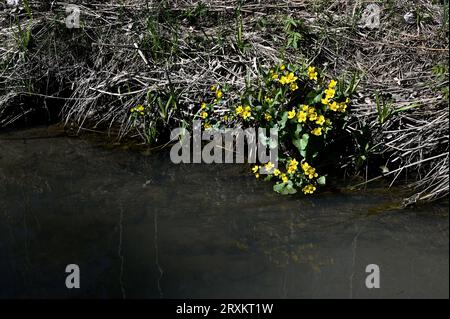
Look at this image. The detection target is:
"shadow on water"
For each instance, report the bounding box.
[0,127,448,299]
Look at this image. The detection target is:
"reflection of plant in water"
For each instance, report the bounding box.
[263,243,333,273]
[234,219,334,272]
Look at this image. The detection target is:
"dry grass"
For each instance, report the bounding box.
[0,0,448,204]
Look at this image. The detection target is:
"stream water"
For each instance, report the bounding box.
[0,127,448,299]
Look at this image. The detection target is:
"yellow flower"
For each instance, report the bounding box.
[203,122,212,129]
[235,105,244,115]
[321,97,330,105]
[288,109,296,119]
[308,112,318,121]
[287,166,296,175]
[216,90,223,99]
[302,184,316,195]
[290,82,299,91]
[301,161,311,171]
[281,174,289,183]
[264,113,272,121]
[241,105,252,120]
[201,102,207,109]
[301,105,309,112]
[297,111,307,123]
[210,85,216,92]
[279,72,297,85]
[271,73,279,80]
[265,161,275,172]
[311,127,322,136]
[301,161,319,179]
[255,173,260,179]
[136,105,145,112]
[130,108,135,113]
[279,75,288,85]
[201,111,208,119]
[329,79,337,89]
[329,101,339,112]
[223,115,229,121]
[273,169,281,177]
[252,165,259,174]
[324,88,336,100]
[286,72,298,83]
[308,66,318,81]
[280,64,286,71]
[287,158,299,174]
[338,102,347,112]
[289,158,299,167]
[315,115,325,126]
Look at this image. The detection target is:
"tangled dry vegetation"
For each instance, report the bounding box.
[0,0,448,204]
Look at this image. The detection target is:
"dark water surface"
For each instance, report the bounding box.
[0,128,448,299]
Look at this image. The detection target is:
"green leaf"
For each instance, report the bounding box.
[292,133,309,157]
[312,92,323,104]
[294,124,303,138]
[299,133,309,157]
[284,182,297,194]
[273,181,297,195]
[305,91,322,104]
[278,111,288,130]
[317,176,326,186]
[273,182,286,193]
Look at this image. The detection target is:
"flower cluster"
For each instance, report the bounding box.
[194,62,354,196]
[130,104,145,116]
[270,67,299,91]
[321,80,348,113]
[235,105,252,120]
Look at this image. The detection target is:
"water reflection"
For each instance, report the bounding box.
[0,128,448,298]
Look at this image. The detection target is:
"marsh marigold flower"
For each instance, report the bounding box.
[241,106,251,120]
[288,108,296,119]
[287,158,299,174]
[297,111,307,123]
[308,66,318,81]
[302,184,316,195]
[311,127,323,136]
[338,102,347,112]
[329,79,337,89]
[302,161,319,179]
[329,101,339,112]
[265,161,275,172]
[279,72,298,85]
[324,88,336,100]
[308,111,318,121]
[315,115,326,126]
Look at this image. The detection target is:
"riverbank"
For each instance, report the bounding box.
[0,1,448,203]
